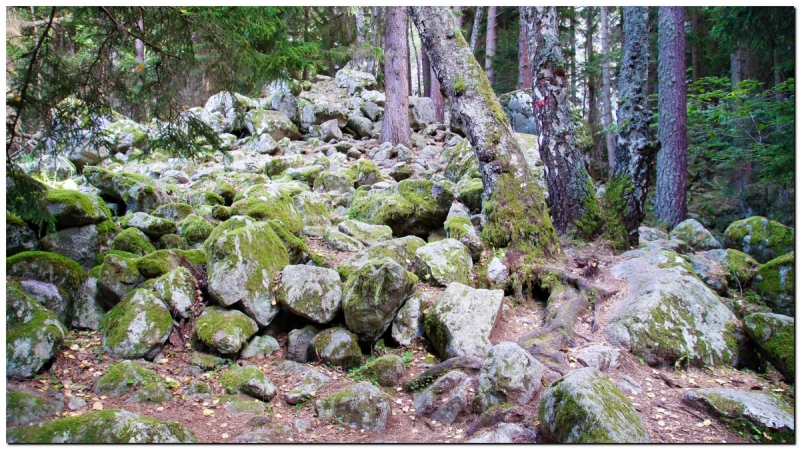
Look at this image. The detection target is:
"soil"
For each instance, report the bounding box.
[7,239,792,443]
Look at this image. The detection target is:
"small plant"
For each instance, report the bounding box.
[401,351,413,366]
[409,375,435,392]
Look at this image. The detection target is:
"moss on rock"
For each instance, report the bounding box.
[753,252,795,315]
[194,306,258,355]
[112,227,156,256]
[99,289,174,360]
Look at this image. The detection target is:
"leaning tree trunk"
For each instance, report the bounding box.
[408,6,559,258]
[526,6,602,238]
[603,6,655,250]
[517,7,532,89]
[654,6,687,229]
[600,6,616,176]
[469,6,483,53]
[485,6,498,84]
[380,7,412,147]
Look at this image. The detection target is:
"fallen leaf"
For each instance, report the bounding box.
[658,420,666,427]
[714,379,726,384]
[100,395,107,400]
[156,407,164,411]
[203,409,214,416]
[156,358,169,364]
[67,354,76,360]
[69,344,80,351]
[93,402,103,411]
[222,433,229,439]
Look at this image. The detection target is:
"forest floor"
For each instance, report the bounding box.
[8,239,790,444]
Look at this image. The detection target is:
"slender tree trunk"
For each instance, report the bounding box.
[355,7,365,70]
[409,19,421,96]
[135,15,145,63]
[654,6,687,229]
[585,7,600,155]
[604,6,655,250]
[569,10,577,103]
[518,8,532,89]
[430,67,445,123]
[381,7,412,147]
[367,6,382,76]
[408,6,559,257]
[690,7,701,82]
[730,41,758,85]
[485,6,498,84]
[601,6,616,176]
[406,15,413,95]
[421,48,431,97]
[470,6,483,53]
[527,6,602,238]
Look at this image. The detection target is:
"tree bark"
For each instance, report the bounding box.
[367,6,383,76]
[421,47,431,97]
[600,6,616,175]
[453,6,463,29]
[406,14,413,96]
[408,6,559,257]
[485,6,498,84]
[380,7,412,147]
[526,6,602,238]
[568,10,577,103]
[730,41,759,85]
[604,6,655,250]
[654,6,687,229]
[585,6,599,148]
[517,8,532,89]
[469,6,483,53]
[354,6,366,70]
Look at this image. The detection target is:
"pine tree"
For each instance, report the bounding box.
[485,6,498,84]
[379,7,412,147]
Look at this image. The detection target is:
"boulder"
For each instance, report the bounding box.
[347,159,386,188]
[286,325,320,363]
[349,179,454,237]
[300,100,348,131]
[753,252,794,316]
[391,291,434,346]
[743,313,794,382]
[468,423,538,443]
[346,116,373,138]
[205,221,290,326]
[204,91,249,133]
[338,220,393,247]
[283,370,331,405]
[95,360,169,402]
[194,306,259,355]
[83,166,166,214]
[71,274,105,330]
[276,265,343,324]
[669,218,722,251]
[6,211,41,256]
[240,335,280,359]
[6,410,198,443]
[230,187,303,235]
[121,212,177,239]
[356,354,406,387]
[323,228,364,252]
[18,279,72,325]
[342,257,418,342]
[454,177,483,214]
[245,109,300,141]
[6,250,87,306]
[135,248,206,279]
[443,214,483,262]
[292,191,331,227]
[424,282,504,360]
[704,248,760,286]
[308,327,363,369]
[103,119,148,151]
[96,254,144,308]
[337,235,426,280]
[44,189,112,230]
[100,289,173,360]
[220,364,277,402]
[538,367,649,443]
[412,370,473,424]
[177,214,214,246]
[40,221,117,270]
[486,256,510,287]
[683,388,793,433]
[440,138,480,183]
[360,90,385,106]
[315,382,390,431]
[723,216,794,264]
[575,345,620,372]
[151,267,195,320]
[319,118,343,142]
[335,69,377,95]
[7,388,63,426]
[413,238,473,286]
[6,282,67,378]
[313,170,355,195]
[475,342,544,412]
[111,227,156,256]
[408,96,435,130]
[498,89,538,134]
[606,251,744,367]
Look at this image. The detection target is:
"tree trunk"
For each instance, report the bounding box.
[690,7,703,82]
[408,6,559,257]
[409,18,421,96]
[430,67,445,123]
[569,10,577,103]
[421,47,431,97]
[135,15,145,63]
[453,6,463,29]
[517,8,532,89]
[654,6,687,229]
[380,7,412,147]
[730,41,759,85]
[585,6,598,147]
[527,6,602,238]
[354,7,365,70]
[485,6,498,84]
[406,15,413,95]
[601,6,616,176]
[604,6,655,250]
[470,6,483,53]
[367,6,383,76]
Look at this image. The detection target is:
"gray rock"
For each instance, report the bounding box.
[204,91,248,133]
[220,364,277,402]
[44,189,111,230]
[151,267,195,320]
[498,89,538,134]
[360,354,406,387]
[301,100,348,131]
[308,327,362,369]
[40,223,114,271]
[360,90,385,106]
[614,375,643,394]
[683,388,793,433]
[476,342,544,412]
[83,166,167,214]
[319,118,343,142]
[96,254,144,309]
[315,382,390,430]
[685,251,730,294]
[391,291,433,346]
[194,306,258,355]
[361,101,383,121]
[71,275,104,330]
[19,279,71,326]
[425,282,504,360]
[538,367,649,443]
[413,238,473,286]
[67,395,88,411]
[413,370,473,424]
[100,289,173,360]
[335,69,377,95]
[346,116,373,138]
[336,235,426,280]
[743,313,794,382]
[292,191,332,228]
[337,220,393,247]
[487,257,510,286]
[7,388,63,426]
[232,424,293,443]
[408,96,435,130]
[95,360,167,398]
[286,325,320,363]
[753,252,795,316]
[323,228,365,252]
[723,216,794,264]
[241,335,280,359]
[638,226,668,243]
[277,265,343,324]
[294,418,312,433]
[467,423,537,443]
[6,212,41,256]
[283,370,331,405]
[575,345,620,372]
[669,218,722,251]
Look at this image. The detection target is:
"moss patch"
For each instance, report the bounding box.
[112,227,156,256]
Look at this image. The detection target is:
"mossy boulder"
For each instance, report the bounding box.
[413,238,473,286]
[263,154,306,177]
[291,191,331,227]
[287,325,320,362]
[219,364,278,402]
[347,159,385,188]
[152,202,195,222]
[177,214,214,246]
[83,166,166,214]
[440,138,480,183]
[120,212,177,239]
[411,370,472,424]
[342,257,418,342]
[96,253,144,308]
[240,335,280,359]
[151,267,195,320]
[6,409,198,443]
[7,250,87,305]
[205,221,289,327]
[308,327,363,369]
[189,352,224,371]
[475,342,544,413]
[443,214,483,262]
[185,190,225,208]
[336,235,426,280]
[100,289,173,360]
[357,354,406,387]
[753,252,795,316]
[72,273,105,330]
[245,108,300,141]
[135,249,206,279]
[283,370,331,405]
[743,313,794,382]
[538,367,649,443]
[424,282,504,360]
[194,306,258,355]
[6,282,68,378]
[111,227,156,257]
[230,190,303,235]
[323,228,364,252]
[313,170,355,194]
[17,279,72,325]
[315,382,390,431]
[7,388,63,426]
[44,189,112,230]
[348,179,455,237]
[606,251,744,367]
[455,177,483,214]
[703,248,760,286]
[337,219,393,247]
[95,360,168,399]
[41,221,118,271]
[287,165,324,186]
[669,218,722,251]
[104,119,148,151]
[6,211,41,256]
[391,290,435,346]
[683,388,794,434]
[723,216,794,264]
[276,265,343,324]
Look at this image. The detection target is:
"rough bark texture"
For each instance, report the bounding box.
[408,6,559,258]
[730,42,759,85]
[604,7,655,250]
[585,7,598,146]
[134,17,145,63]
[485,6,498,84]
[430,66,445,123]
[527,6,602,238]
[380,7,412,147]
[355,7,366,70]
[600,6,616,175]
[453,6,463,29]
[421,48,431,97]
[367,7,383,76]
[568,11,577,103]
[517,8,532,90]
[654,6,687,229]
[469,6,483,53]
